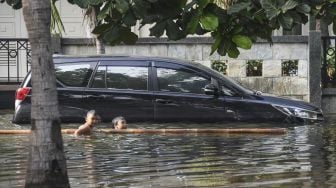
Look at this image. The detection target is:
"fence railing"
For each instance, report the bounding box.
[322,36,336,88]
[0,38,31,84]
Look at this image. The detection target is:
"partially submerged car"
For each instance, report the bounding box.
[13,55,324,124]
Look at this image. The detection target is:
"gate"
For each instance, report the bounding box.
[0,38,31,84]
[322,36,336,88]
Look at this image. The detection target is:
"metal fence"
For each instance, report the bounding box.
[0,38,31,84]
[322,36,336,88]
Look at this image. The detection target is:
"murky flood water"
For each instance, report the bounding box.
[1,110,336,187]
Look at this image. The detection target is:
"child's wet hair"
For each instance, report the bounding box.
[112,116,126,126]
[86,110,97,117]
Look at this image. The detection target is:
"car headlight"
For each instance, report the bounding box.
[272,105,318,120]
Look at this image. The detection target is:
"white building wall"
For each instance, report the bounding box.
[0,3,26,38]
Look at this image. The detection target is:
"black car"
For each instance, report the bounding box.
[13,55,324,124]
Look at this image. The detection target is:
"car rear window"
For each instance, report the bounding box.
[55,63,93,87]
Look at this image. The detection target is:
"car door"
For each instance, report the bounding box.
[55,62,97,122]
[83,60,154,122]
[216,79,286,123]
[153,61,230,123]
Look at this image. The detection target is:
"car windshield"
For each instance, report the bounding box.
[184,60,255,95]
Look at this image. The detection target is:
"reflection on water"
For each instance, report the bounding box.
[1,112,336,187]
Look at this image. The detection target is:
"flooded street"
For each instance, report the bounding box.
[0,110,336,187]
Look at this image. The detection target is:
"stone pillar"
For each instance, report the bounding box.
[308,31,322,107]
[309,14,316,31]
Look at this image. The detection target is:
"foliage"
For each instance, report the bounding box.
[50,0,65,35]
[66,0,315,58]
[246,60,263,77]
[325,47,336,81]
[0,0,21,9]
[282,60,298,76]
[3,0,336,58]
[68,0,312,58]
[211,60,227,75]
[312,0,336,34]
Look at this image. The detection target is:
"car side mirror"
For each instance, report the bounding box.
[204,84,218,96]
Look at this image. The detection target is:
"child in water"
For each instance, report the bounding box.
[74,110,100,136]
[112,116,127,129]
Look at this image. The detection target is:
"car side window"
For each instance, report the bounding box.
[91,66,106,88]
[221,85,237,96]
[55,63,92,87]
[102,66,148,90]
[156,68,210,94]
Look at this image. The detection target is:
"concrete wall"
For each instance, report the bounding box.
[61,36,309,101]
[322,89,336,115]
[226,42,308,101]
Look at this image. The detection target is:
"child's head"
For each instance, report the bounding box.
[112,116,127,129]
[85,110,99,125]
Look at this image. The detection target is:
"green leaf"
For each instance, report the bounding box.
[217,38,232,56]
[200,13,218,31]
[123,11,137,26]
[121,29,138,44]
[227,2,250,15]
[260,0,279,19]
[210,33,222,55]
[281,0,298,13]
[232,26,243,34]
[287,11,302,24]
[90,0,104,5]
[327,7,336,16]
[97,1,113,20]
[92,24,110,35]
[149,21,166,37]
[279,14,293,29]
[253,9,266,22]
[133,0,150,17]
[115,0,129,13]
[296,4,311,14]
[166,21,182,40]
[228,45,240,58]
[232,35,252,50]
[103,26,121,43]
[50,0,65,35]
[217,43,227,56]
[186,10,202,34]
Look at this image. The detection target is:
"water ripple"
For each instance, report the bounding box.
[1,111,336,187]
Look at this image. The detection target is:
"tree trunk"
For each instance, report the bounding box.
[22,0,70,187]
[84,6,105,54]
[91,6,105,55]
[96,37,105,55]
[320,18,330,37]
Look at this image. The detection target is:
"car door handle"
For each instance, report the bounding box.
[155,99,172,104]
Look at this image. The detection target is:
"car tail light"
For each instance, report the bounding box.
[15,87,30,108]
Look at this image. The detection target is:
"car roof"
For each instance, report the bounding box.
[53,54,185,64]
[52,54,223,79]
